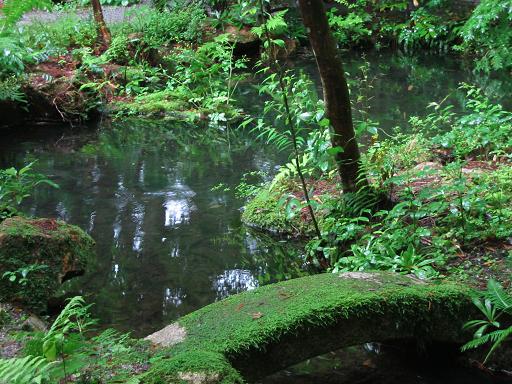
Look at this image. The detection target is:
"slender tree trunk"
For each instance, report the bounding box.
[297,0,365,192]
[91,0,111,48]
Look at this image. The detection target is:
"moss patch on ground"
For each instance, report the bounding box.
[0,217,95,313]
[141,272,472,383]
[241,188,314,236]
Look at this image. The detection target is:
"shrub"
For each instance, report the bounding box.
[458,0,512,72]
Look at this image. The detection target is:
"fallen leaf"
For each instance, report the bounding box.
[235,303,244,311]
[251,312,263,319]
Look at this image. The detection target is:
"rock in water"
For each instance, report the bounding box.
[0,217,95,313]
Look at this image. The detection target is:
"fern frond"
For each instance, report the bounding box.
[342,189,379,217]
[0,355,51,384]
[45,296,95,341]
[462,326,512,363]
[483,326,512,363]
[484,279,512,312]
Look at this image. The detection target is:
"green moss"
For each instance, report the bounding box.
[177,273,469,355]
[141,272,472,382]
[242,189,299,234]
[115,90,191,118]
[143,351,244,384]
[0,217,95,312]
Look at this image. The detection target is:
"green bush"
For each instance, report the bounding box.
[79,0,140,5]
[0,163,58,221]
[20,16,97,51]
[458,0,512,72]
[0,76,26,102]
[131,5,206,47]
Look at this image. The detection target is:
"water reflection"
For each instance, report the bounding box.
[213,269,258,300]
[0,120,301,336]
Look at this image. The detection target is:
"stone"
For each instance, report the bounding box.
[141,272,473,383]
[21,314,47,332]
[145,323,187,347]
[0,217,95,312]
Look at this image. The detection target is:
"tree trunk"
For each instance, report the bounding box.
[91,0,111,48]
[297,0,364,192]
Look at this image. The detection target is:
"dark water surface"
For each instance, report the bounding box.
[2,51,512,383]
[260,344,511,384]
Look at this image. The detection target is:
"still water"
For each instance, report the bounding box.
[1,51,511,383]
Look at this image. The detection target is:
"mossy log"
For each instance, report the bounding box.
[142,272,473,383]
[0,217,95,312]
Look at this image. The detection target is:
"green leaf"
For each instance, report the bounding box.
[327,146,344,155]
[42,339,57,361]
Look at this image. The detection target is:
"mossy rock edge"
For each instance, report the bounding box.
[0,216,95,313]
[241,188,312,236]
[142,271,473,383]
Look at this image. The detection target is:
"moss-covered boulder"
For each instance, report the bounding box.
[141,272,473,383]
[0,217,95,312]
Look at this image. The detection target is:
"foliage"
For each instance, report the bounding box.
[19,16,97,52]
[0,163,58,221]
[2,265,49,287]
[0,297,92,383]
[327,7,371,47]
[127,4,206,47]
[462,279,512,363]
[0,355,53,384]
[0,296,150,383]
[102,34,130,63]
[457,0,512,72]
[248,79,512,279]
[420,84,512,159]
[79,0,140,5]
[244,71,330,176]
[0,0,51,31]
[326,0,463,51]
[0,33,52,79]
[0,36,27,78]
[0,76,26,103]
[116,34,246,120]
[399,3,462,53]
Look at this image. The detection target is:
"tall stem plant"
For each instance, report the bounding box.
[255,0,327,267]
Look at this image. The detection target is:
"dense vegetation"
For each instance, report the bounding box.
[1,0,512,382]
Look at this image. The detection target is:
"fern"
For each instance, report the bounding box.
[458,0,512,72]
[484,279,512,312]
[342,189,379,218]
[45,296,94,341]
[0,76,26,103]
[0,355,52,384]
[462,279,512,363]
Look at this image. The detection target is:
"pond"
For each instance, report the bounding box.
[0,120,308,337]
[1,51,511,383]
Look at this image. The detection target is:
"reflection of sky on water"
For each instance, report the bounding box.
[163,287,185,313]
[144,182,197,228]
[56,201,70,221]
[213,269,259,300]
[131,203,145,253]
